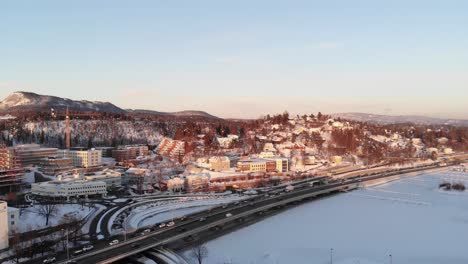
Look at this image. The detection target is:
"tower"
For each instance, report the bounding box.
[65,107,71,150]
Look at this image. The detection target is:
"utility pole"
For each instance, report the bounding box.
[62,228,69,260]
[65,107,71,149]
[330,248,333,264]
[389,254,392,264]
[123,222,127,241]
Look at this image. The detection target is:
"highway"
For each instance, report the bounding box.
[51,161,454,264]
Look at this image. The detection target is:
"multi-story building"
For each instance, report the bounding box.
[237,157,289,173]
[237,158,276,173]
[31,179,107,200]
[95,147,116,158]
[15,144,58,167]
[69,149,102,168]
[119,145,149,157]
[83,169,122,188]
[111,145,149,162]
[0,147,24,194]
[157,138,185,159]
[0,148,21,170]
[185,174,210,193]
[208,156,230,171]
[274,157,289,172]
[0,169,24,194]
[39,156,73,175]
[0,201,8,250]
[167,177,185,192]
[112,149,136,162]
[7,206,19,234]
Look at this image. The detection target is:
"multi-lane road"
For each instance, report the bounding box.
[49,161,458,264]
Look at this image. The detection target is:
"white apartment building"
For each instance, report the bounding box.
[69,149,102,168]
[7,206,19,234]
[31,179,107,200]
[0,201,8,250]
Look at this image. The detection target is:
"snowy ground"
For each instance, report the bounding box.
[188,170,468,264]
[19,204,94,232]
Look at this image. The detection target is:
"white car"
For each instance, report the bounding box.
[43,257,56,264]
[83,245,94,251]
[109,239,119,246]
[166,221,175,227]
[159,223,166,228]
[226,213,233,217]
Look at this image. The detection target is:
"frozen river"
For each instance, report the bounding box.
[189,170,468,264]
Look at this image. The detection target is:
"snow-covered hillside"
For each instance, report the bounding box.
[0,91,125,113]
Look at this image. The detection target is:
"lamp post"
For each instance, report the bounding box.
[330,248,333,264]
[389,254,392,264]
[123,221,127,241]
[62,228,69,260]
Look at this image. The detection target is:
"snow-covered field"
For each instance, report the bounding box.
[192,170,468,264]
[19,204,94,232]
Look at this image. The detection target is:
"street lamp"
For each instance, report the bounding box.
[389,254,392,264]
[123,221,127,241]
[330,248,333,264]
[62,228,69,260]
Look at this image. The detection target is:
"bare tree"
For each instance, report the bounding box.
[190,243,208,264]
[36,203,58,226]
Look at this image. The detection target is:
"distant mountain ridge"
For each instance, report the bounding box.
[332,112,468,126]
[0,91,221,119]
[0,91,125,114]
[127,109,220,119]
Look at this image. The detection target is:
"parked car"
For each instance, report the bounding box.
[43,257,56,264]
[167,221,175,227]
[109,239,119,246]
[159,223,166,228]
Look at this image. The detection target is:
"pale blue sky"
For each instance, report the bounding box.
[1,0,467,118]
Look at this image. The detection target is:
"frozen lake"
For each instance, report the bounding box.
[191,170,468,264]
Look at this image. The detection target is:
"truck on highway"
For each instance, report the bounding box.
[285,185,294,192]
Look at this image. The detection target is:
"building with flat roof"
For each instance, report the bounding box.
[0,168,24,194]
[237,157,289,173]
[31,178,107,200]
[7,206,19,234]
[94,147,115,157]
[208,156,230,171]
[15,144,58,167]
[39,156,73,176]
[84,169,122,188]
[0,201,8,250]
[69,149,102,168]
[112,149,136,162]
[0,147,24,194]
[185,174,209,193]
[0,148,21,170]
